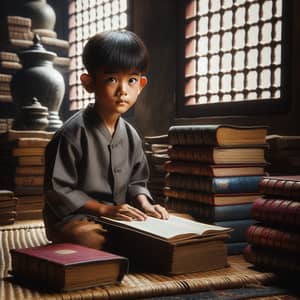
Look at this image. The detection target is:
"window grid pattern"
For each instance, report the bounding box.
[68,0,128,110]
[184,0,282,106]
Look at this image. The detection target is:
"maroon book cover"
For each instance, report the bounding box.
[11,243,127,266]
[251,197,300,228]
[259,176,300,198]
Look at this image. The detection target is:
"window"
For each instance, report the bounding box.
[177,0,291,117]
[68,0,129,110]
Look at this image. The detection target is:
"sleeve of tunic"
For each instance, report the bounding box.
[126,138,154,203]
[44,134,91,219]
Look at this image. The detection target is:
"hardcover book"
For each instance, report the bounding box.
[165,174,262,194]
[246,224,300,254]
[164,188,261,206]
[164,161,266,177]
[100,215,231,274]
[165,198,253,222]
[168,146,266,164]
[10,243,129,292]
[251,197,300,228]
[259,175,300,198]
[168,125,267,146]
[244,244,300,273]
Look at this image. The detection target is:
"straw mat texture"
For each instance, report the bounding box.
[0,221,277,300]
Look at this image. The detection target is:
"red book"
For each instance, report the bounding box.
[246,224,300,254]
[10,243,128,291]
[244,244,300,273]
[251,197,300,228]
[259,175,300,198]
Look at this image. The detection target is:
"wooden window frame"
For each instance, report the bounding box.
[176,0,292,118]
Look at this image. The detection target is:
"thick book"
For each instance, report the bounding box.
[100,215,231,274]
[168,146,266,164]
[244,244,300,273]
[216,219,257,243]
[164,161,266,177]
[164,188,261,206]
[165,198,253,222]
[0,129,53,142]
[165,174,262,194]
[15,175,44,186]
[251,197,300,228]
[16,155,45,166]
[10,243,128,292]
[246,224,300,254]
[259,175,300,198]
[12,147,45,157]
[168,125,267,146]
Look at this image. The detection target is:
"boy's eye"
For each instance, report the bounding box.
[129,78,138,84]
[105,77,117,83]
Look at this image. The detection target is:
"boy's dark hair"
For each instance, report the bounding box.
[82,30,149,77]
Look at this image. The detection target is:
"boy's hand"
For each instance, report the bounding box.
[135,195,169,220]
[100,203,148,221]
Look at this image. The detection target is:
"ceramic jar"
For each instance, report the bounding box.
[11,35,65,131]
[20,0,56,30]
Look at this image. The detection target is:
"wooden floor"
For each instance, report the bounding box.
[0,220,295,300]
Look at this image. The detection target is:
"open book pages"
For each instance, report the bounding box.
[100,215,231,243]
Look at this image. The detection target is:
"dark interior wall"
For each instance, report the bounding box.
[129,0,177,137]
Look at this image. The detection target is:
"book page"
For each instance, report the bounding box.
[101,215,230,241]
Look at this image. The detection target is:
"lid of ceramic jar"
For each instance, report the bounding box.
[21,97,49,113]
[18,34,57,62]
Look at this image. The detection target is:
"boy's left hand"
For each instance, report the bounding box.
[143,203,169,220]
[135,195,169,220]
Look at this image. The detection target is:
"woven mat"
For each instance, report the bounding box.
[0,221,277,300]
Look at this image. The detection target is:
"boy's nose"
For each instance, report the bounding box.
[117,82,128,96]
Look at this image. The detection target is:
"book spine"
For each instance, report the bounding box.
[168,146,214,163]
[166,199,253,221]
[163,188,214,205]
[259,177,300,198]
[164,161,213,176]
[251,197,300,228]
[216,219,257,243]
[244,244,300,272]
[15,175,44,186]
[247,224,300,253]
[16,138,50,148]
[12,147,45,157]
[168,126,219,146]
[166,174,261,194]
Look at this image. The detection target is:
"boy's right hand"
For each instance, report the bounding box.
[100,204,148,221]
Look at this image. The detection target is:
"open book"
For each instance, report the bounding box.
[100,214,231,243]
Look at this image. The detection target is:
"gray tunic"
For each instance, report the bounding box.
[44,104,152,228]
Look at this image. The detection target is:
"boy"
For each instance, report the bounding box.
[43,30,168,250]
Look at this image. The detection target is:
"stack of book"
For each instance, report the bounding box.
[0,118,13,133]
[0,73,12,103]
[244,175,300,273]
[164,124,268,254]
[0,189,16,225]
[0,130,53,220]
[0,15,33,50]
[266,134,300,175]
[144,134,169,204]
[0,15,69,76]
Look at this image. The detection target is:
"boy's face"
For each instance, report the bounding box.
[81,69,147,116]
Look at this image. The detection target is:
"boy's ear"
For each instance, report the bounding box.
[139,76,148,91]
[80,73,95,93]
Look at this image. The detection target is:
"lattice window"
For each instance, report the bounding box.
[184,0,282,106]
[68,0,129,110]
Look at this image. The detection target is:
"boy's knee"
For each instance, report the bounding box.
[47,219,107,250]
